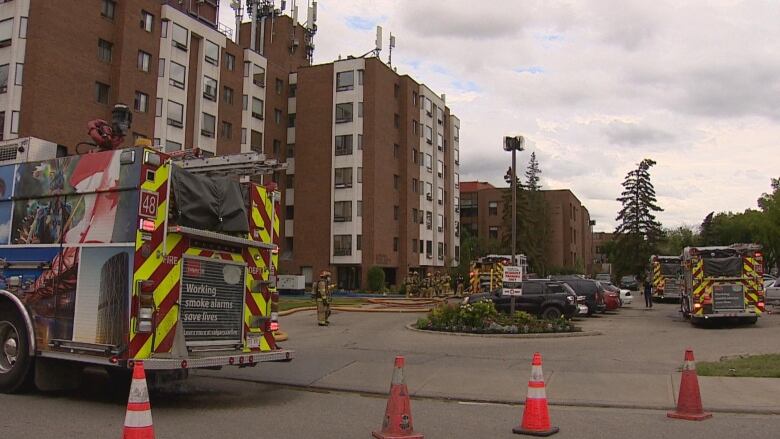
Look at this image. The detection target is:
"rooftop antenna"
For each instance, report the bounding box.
[361,25,383,58]
[303,1,317,63]
[230,0,243,44]
[246,0,278,54]
[388,33,396,66]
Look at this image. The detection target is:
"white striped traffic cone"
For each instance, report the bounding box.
[513,352,559,436]
[122,361,155,439]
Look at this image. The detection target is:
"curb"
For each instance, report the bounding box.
[405,323,602,338]
[279,306,432,317]
[194,374,780,416]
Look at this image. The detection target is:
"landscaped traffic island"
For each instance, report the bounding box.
[414,302,582,335]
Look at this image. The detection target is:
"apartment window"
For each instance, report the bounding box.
[394,205,399,220]
[412,239,417,253]
[334,201,352,222]
[438,242,444,260]
[335,134,353,156]
[437,160,444,178]
[137,50,151,72]
[172,23,188,50]
[161,19,169,38]
[253,65,265,87]
[170,62,186,89]
[455,148,460,164]
[426,211,432,230]
[141,10,154,32]
[412,92,418,106]
[437,214,444,232]
[158,58,166,77]
[358,69,364,85]
[167,100,184,128]
[243,62,251,77]
[437,134,443,151]
[242,95,248,110]
[155,98,162,117]
[286,143,295,157]
[455,221,460,237]
[98,39,113,63]
[273,139,281,155]
[455,173,460,187]
[412,208,418,223]
[10,110,18,134]
[101,0,116,19]
[134,91,149,113]
[393,174,400,189]
[412,148,418,164]
[357,167,363,183]
[336,70,354,91]
[454,125,460,141]
[165,140,182,153]
[425,125,433,144]
[333,235,352,256]
[335,102,353,123]
[357,134,363,150]
[250,130,263,152]
[0,64,6,93]
[334,167,353,188]
[424,154,432,171]
[223,86,234,105]
[289,83,297,97]
[394,113,400,128]
[489,226,499,240]
[274,108,282,124]
[489,201,498,216]
[412,120,419,136]
[357,201,363,217]
[225,53,235,71]
[420,240,424,254]
[221,121,232,139]
[426,240,433,257]
[288,113,296,128]
[437,187,444,205]
[394,237,399,252]
[95,82,110,104]
[241,128,247,144]
[252,98,264,119]
[201,113,215,138]
[424,97,432,115]
[205,40,219,66]
[203,76,217,101]
[358,102,363,118]
[412,178,418,193]
[357,234,362,251]
[275,78,284,94]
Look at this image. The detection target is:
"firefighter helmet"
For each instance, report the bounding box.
[320,270,331,278]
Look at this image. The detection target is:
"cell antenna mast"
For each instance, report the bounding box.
[230,1,243,44]
[389,33,396,66]
[361,25,383,58]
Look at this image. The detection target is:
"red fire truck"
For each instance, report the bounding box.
[0,132,291,393]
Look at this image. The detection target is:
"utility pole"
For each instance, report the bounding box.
[504,135,525,313]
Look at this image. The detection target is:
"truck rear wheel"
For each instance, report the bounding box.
[0,306,34,394]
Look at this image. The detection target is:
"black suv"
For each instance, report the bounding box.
[550,276,606,316]
[464,280,579,319]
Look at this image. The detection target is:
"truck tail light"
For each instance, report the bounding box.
[140,219,156,232]
[693,303,703,310]
[757,302,765,311]
[270,322,279,332]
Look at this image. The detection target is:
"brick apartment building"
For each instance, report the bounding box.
[0,0,459,289]
[460,181,594,274]
[592,231,615,274]
[284,57,461,289]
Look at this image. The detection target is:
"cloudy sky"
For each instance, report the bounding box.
[221,1,780,232]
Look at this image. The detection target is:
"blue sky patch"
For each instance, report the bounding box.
[514,66,545,74]
[345,15,385,31]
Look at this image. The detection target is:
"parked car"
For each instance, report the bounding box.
[463,280,580,319]
[619,275,639,290]
[766,278,780,307]
[594,273,612,283]
[599,282,630,307]
[550,276,607,316]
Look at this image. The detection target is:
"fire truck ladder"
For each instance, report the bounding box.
[173,151,287,178]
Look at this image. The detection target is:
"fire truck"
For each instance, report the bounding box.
[680,244,765,325]
[0,113,291,393]
[469,254,527,294]
[650,255,683,301]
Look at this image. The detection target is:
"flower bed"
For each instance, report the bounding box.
[415,302,581,334]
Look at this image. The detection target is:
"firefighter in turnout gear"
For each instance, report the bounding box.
[405,271,420,298]
[313,271,334,326]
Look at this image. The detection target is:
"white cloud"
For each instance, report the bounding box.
[220,0,780,232]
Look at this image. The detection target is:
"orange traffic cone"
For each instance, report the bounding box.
[372,356,424,439]
[668,349,712,421]
[122,361,155,439]
[513,352,559,436]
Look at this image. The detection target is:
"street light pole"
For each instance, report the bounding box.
[504,135,524,314]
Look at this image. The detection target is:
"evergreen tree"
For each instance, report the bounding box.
[525,152,541,191]
[700,212,714,245]
[613,159,663,280]
[501,166,529,257]
[523,152,550,275]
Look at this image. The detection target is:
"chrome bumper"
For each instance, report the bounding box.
[132,349,294,370]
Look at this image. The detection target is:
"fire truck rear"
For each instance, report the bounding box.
[681,244,766,325]
[0,137,292,393]
[650,255,683,301]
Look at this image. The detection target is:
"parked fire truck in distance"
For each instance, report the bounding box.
[680,244,765,325]
[650,255,683,301]
[0,135,291,393]
[469,254,527,294]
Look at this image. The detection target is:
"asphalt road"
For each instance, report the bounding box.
[2,372,779,439]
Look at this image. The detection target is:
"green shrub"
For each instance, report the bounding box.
[419,300,579,334]
[367,266,385,292]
